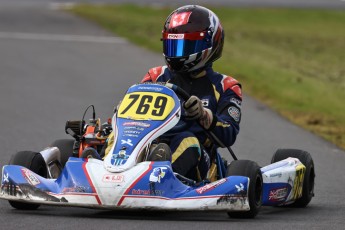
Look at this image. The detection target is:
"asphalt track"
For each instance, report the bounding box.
[0,1,344,229]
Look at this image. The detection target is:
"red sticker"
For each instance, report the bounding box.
[102,174,124,183]
[269,187,288,201]
[169,12,192,28]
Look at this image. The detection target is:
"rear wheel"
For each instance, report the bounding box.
[271,149,315,207]
[8,151,48,210]
[226,160,263,218]
[50,139,75,167]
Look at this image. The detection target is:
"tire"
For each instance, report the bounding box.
[271,149,315,207]
[50,139,75,167]
[8,151,48,210]
[226,160,263,218]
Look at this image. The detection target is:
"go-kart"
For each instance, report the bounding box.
[0,83,315,218]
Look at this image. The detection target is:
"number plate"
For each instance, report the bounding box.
[117,92,175,120]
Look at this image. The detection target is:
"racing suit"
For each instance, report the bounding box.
[141,65,242,181]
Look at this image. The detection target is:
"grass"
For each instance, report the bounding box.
[69,4,345,149]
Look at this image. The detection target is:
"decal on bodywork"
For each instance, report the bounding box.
[269,187,289,202]
[196,178,227,194]
[21,168,40,186]
[149,167,168,195]
[291,164,305,200]
[102,174,125,183]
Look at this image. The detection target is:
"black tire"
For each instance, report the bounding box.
[226,160,263,218]
[50,139,75,167]
[271,149,315,207]
[8,151,48,210]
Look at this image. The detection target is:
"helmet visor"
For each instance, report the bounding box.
[163,31,211,57]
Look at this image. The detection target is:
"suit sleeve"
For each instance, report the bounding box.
[208,84,242,147]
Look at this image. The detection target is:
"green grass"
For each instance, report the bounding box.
[69,4,345,149]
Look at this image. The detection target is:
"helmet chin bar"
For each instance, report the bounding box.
[165,51,211,78]
[165,56,187,72]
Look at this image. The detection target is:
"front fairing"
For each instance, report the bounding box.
[103,84,181,172]
[1,158,250,211]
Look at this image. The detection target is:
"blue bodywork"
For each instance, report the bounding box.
[1,158,250,210]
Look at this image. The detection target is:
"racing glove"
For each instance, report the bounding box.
[184,96,214,130]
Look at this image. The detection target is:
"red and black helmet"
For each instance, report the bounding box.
[162,5,224,74]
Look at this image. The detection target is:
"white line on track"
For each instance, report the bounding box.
[0,31,127,44]
[49,2,76,10]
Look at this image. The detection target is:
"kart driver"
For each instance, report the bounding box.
[91,5,242,182]
[138,5,242,181]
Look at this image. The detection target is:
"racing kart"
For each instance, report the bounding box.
[0,83,315,218]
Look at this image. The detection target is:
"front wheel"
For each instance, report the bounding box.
[271,149,315,207]
[8,151,48,210]
[226,160,263,218]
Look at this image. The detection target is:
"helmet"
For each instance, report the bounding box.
[162,5,224,74]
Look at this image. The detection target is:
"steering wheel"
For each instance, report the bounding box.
[159,83,193,136]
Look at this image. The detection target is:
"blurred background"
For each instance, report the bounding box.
[68,0,345,149]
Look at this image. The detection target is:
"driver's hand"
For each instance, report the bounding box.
[184,96,213,129]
